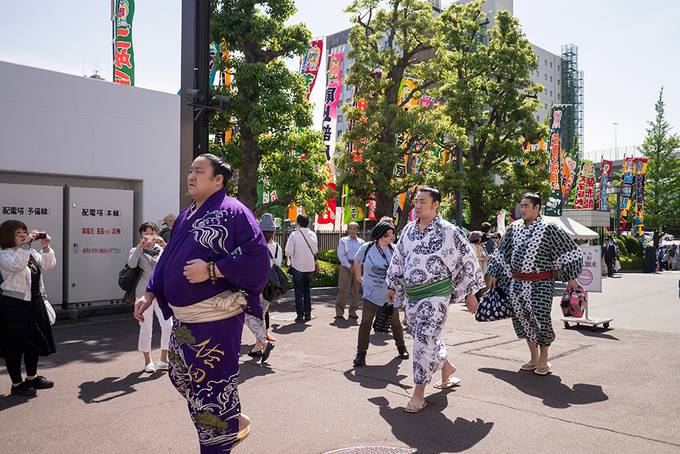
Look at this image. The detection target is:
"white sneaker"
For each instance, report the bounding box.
[156,360,169,370]
[144,361,156,373]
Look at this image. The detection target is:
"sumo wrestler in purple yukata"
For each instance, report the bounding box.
[135,153,270,453]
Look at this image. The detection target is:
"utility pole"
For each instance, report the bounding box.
[455,144,463,227]
[179,0,210,208]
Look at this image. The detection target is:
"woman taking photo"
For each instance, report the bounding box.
[129,222,171,373]
[0,220,57,397]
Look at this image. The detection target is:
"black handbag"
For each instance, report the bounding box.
[263,264,291,302]
[475,287,513,322]
[118,264,141,293]
[373,303,394,333]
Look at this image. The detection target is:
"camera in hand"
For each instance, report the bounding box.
[35,232,47,240]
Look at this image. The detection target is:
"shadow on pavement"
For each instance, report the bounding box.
[41,318,139,369]
[239,361,275,384]
[479,367,609,409]
[344,357,411,391]
[0,392,39,412]
[369,395,493,453]
[329,318,358,329]
[567,326,620,341]
[271,322,309,335]
[78,370,164,404]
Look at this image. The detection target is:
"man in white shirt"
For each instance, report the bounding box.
[335,222,364,320]
[284,215,318,323]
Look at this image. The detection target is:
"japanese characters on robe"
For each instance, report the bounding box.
[147,189,270,453]
[386,216,484,385]
[487,217,583,347]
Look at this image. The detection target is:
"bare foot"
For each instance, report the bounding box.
[441,360,457,382]
[405,397,427,413]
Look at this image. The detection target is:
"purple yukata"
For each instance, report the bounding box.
[148,189,270,453]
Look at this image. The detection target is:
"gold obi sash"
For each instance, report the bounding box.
[170,290,247,323]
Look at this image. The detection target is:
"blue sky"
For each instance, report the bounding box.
[2,0,678,153]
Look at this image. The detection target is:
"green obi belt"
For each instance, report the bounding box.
[404,277,452,300]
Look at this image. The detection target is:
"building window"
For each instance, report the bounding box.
[550,90,553,97]
[338,115,343,123]
[550,61,553,68]
[545,103,548,109]
[544,59,548,66]
[545,74,548,80]
[558,79,561,85]
[550,76,553,82]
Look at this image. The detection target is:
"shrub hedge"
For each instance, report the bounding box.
[281,260,340,288]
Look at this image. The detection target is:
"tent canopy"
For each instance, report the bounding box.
[543,215,599,240]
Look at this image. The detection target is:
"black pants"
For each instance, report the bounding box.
[4,353,39,384]
[291,268,313,316]
[605,260,614,277]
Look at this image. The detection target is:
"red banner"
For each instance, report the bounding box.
[574,160,596,209]
[300,40,323,100]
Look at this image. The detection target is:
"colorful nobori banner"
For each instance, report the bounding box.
[301,40,324,99]
[316,52,343,225]
[619,157,636,231]
[544,107,566,216]
[574,160,596,209]
[112,0,135,86]
[631,157,649,237]
[597,160,613,211]
[562,155,578,205]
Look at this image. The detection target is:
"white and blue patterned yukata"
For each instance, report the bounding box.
[487,216,583,347]
[386,216,484,385]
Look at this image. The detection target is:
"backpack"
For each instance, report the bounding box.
[560,286,586,318]
[263,244,291,302]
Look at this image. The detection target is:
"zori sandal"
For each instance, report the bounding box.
[433,376,462,389]
[534,363,552,376]
[404,400,428,413]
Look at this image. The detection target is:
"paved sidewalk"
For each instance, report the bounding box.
[1,272,679,453]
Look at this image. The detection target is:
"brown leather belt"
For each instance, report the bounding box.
[512,270,554,281]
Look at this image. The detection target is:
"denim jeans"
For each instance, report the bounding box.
[291,268,313,316]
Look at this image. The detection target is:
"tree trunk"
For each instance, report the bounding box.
[467,185,487,230]
[237,125,261,210]
[374,188,394,222]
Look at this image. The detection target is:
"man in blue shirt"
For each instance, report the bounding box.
[335,222,364,319]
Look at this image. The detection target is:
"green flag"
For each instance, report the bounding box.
[113,0,135,86]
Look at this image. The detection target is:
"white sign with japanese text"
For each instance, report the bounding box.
[0,183,64,305]
[67,187,133,303]
[577,245,602,293]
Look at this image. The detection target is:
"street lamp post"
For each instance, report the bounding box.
[612,122,619,160]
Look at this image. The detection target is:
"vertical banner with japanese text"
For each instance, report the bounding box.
[574,160,596,209]
[544,106,565,216]
[597,160,613,211]
[562,156,578,205]
[317,53,343,225]
[619,157,635,231]
[632,157,648,237]
[301,40,324,100]
[112,0,135,86]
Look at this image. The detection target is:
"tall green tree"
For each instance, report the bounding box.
[641,87,680,230]
[337,0,444,224]
[432,0,549,228]
[210,0,327,215]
